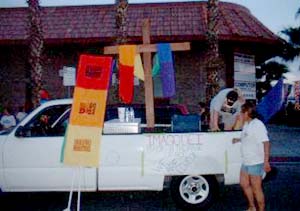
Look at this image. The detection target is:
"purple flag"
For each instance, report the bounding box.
[157,43,176,98]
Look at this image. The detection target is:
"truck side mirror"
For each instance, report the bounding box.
[15,126,26,137]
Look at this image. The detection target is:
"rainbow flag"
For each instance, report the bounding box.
[62,55,113,167]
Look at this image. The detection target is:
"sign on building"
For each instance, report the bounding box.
[63,66,76,86]
[234,53,256,99]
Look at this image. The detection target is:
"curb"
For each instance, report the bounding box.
[270,156,300,163]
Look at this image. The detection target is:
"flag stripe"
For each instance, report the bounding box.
[64,125,102,167]
[157,43,176,98]
[70,87,107,127]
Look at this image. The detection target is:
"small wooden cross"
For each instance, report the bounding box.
[104,19,190,128]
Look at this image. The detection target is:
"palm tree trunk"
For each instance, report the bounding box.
[115,0,128,45]
[206,0,221,103]
[27,0,44,107]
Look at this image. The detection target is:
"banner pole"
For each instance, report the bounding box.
[63,167,76,211]
[77,166,82,211]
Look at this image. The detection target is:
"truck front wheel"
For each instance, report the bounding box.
[170,175,218,210]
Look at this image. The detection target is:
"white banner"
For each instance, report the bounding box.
[234,53,256,99]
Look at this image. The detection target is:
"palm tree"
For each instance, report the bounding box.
[254,7,299,117]
[280,8,300,62]
[256,61,288,100]
[27,0,44,107]
[281,27,300,61]
[205,0,222,103]
[115,0,128,45]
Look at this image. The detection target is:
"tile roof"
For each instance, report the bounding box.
[0,1,281,45]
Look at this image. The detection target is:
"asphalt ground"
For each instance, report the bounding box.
[0,124,299,211]
[267,124,300,160]
[0,163,299,211]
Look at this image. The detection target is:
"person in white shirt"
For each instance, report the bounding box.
[16,106,27,122]
[209,88,245,131]
[239,102,271,211]
[0,108,16,130]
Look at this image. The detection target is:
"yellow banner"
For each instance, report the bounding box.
[70,87,107,128]
[63,125,101,167]
[119,45,136,66]
[134,54,145,81]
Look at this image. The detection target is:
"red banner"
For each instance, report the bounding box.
[76,54,112,90]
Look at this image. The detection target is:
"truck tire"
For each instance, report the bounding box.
[170,175,218,210]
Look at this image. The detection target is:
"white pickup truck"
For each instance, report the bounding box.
[0,99,242,210]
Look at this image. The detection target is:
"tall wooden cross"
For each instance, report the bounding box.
[104,19,190,128]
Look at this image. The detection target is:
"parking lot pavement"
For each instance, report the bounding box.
[267,124,300,159]
[0,163,299,211]
[210,163,300,211]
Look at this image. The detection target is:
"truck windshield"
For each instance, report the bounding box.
[0,127,14,135]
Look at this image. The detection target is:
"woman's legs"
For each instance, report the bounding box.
[240,170,256,210]
[250,175,265,211]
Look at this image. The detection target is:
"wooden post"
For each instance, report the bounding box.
[142,19,155,128]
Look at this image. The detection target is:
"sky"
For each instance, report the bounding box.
[1,0,300,74]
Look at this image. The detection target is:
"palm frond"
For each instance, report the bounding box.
[280,27,300,61]
[296,7,300,19]
[281,27,300,46]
